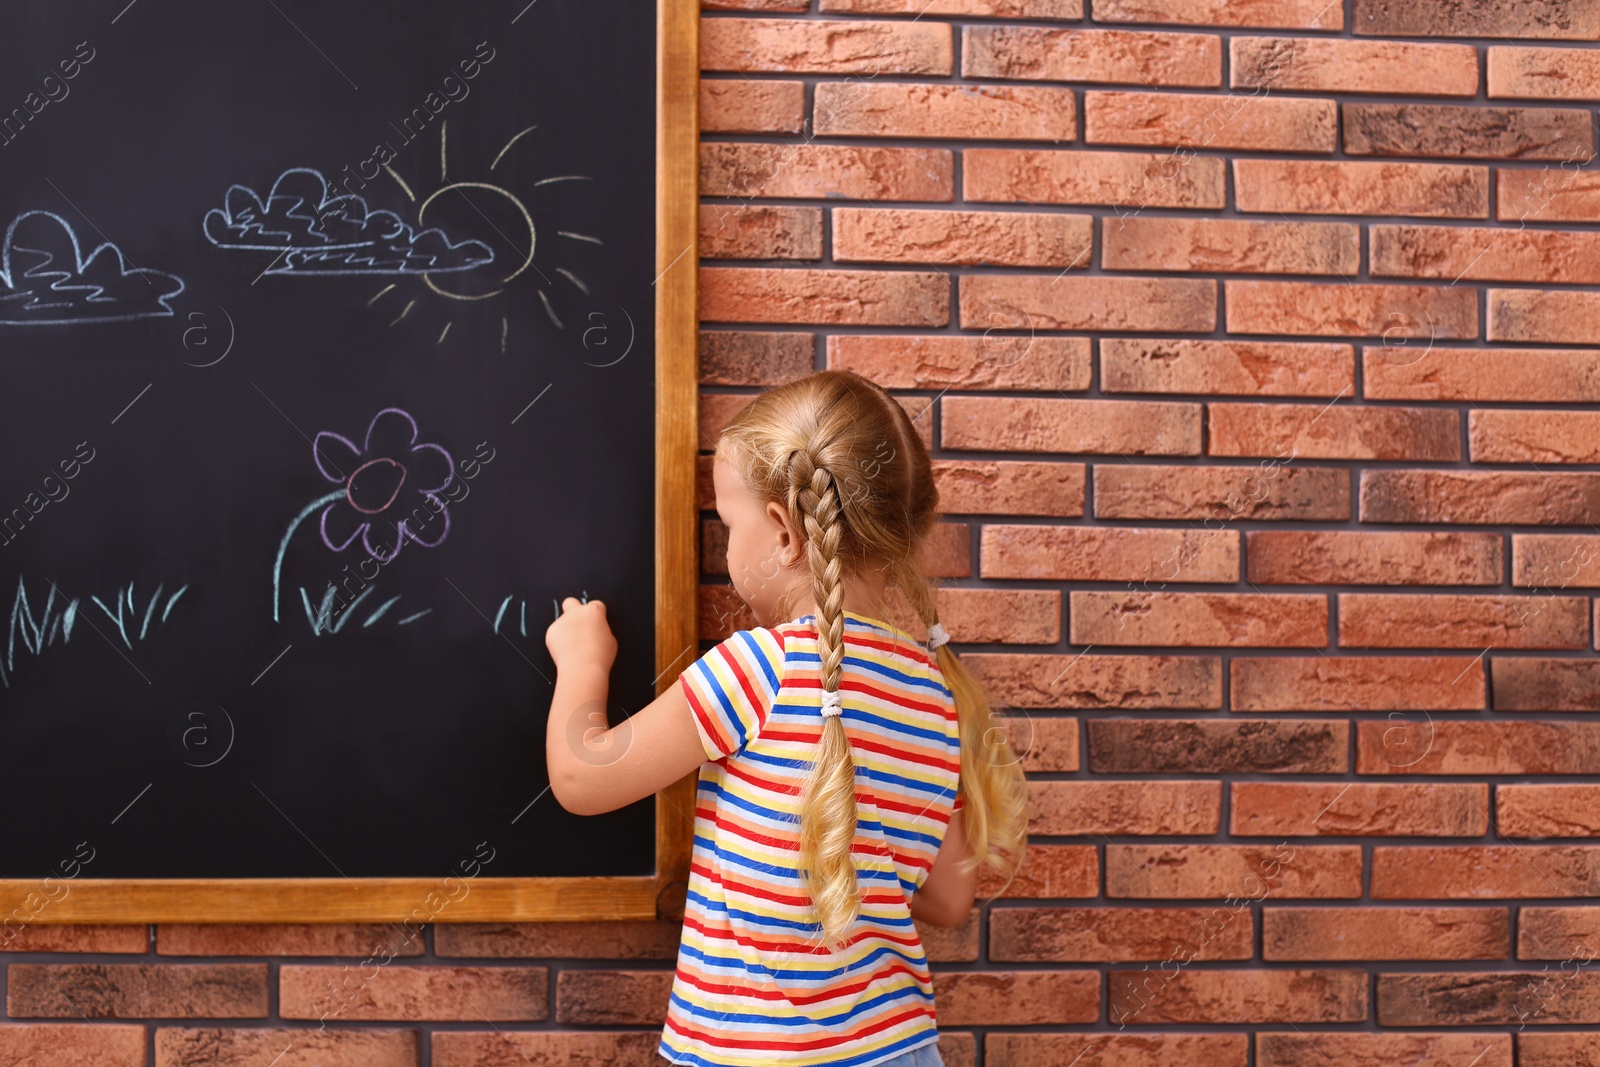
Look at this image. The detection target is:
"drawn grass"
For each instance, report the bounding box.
[3,576,187,688]
[297,583,431,636]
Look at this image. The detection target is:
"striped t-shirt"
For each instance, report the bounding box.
[659,610,964,1067]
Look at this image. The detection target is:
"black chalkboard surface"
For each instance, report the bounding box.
[0,0,675,896]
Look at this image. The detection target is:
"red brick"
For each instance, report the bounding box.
[1374,847,1600,898]
[700,583,753,641]
[1364,345,1600,402]
[829,335,1090,391]
[982,523,1239,582]
[708,0,807,8]
[943,396,1201,454]
[278,965,547,1022]
[431,1031,661,1067]
[1094,464,1350,521]
[1521,1034,1600,1067]
[2,925,146,953]
[964,147,1227,209]
[991,1033,1249,1067]
[1356,0,1600,38]
[1490,45,1600,100]
[924,522,972,579]
[1247,530,1503,585]
[1225,280,1477,338]
[1514,535,1600,588]
[157,924,421,957]
[990,713,1078,774]
[1375,223,1600,283]
[1086,91,1336,153]
[926,588,1062,644]
[820,0,1081,13]
[701,78,805,133]
[1028,781,1220,836]
[433,921,681,959]
[1489,287,1600,343]
[1099,0,1340,27]
[834,208,1091,268]
[1102,339,1353,396]
[1209,402,1460,461]
[1492,657,1600,710]
[1103,217,1356,275]
[1232,36,1479,96]
[1234,159,1488,217]
[701,143,953,201]
[1382,970,1600,1024]
[1362,470,1600,524]
[1345,102,1595,158]
[0,1024,146,1067]
[814,82,1075,141]
[701,267,947,326]
[7,964,267,1019]
[934,460,1085,517]
[920,909,982,963]
[935,971,1099,1025]
[700,204,822,260]
[700,330,813,386]
[965,651,1222,708]
[1258,1033,1512,1067]
[1357,720,1600,775]
[1111,968,1367,1024]
[155,1028,418,1067]
[1519,905,1600,957]
[1473,409,1600,463]
[961,275,1217,333]
[1339,593,1589,649]
[978,843,1099,898]
[701,18,952,75]
[1090,719,1347,774]
[1070,591,1327,647]
[1108,845,1359,900]
[1231,782,1489,837]
[1232,655,1486,711]
[963,26,1221,86]
[555,970,673,1024]
[1498,160,1600,222]
[1500,786,1600,837]
[1265,906,1509,961]
[699,392,755,445]
[992,906,1253,962]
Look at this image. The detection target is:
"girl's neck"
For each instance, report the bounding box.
[779,567,894,626]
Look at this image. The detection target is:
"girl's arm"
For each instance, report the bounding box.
[910,807,979,927]
[544,597,707,816]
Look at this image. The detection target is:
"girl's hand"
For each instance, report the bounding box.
[546,597,618,676]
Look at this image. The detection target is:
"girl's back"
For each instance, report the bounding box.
[659,609,963,1067]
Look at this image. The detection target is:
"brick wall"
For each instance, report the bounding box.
[9,1,1600,1064]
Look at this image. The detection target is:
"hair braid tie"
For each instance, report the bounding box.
[819,691,842,717]
[927,622,950,651]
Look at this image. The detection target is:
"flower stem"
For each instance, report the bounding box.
[273,491,345,623]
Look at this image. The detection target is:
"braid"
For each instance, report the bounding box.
[788,449,863,950]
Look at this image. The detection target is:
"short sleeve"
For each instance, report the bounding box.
[679,626,786,760]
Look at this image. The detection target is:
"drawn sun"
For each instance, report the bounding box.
[369,120,599,351]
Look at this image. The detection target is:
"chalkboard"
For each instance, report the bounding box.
[0,0,700,921]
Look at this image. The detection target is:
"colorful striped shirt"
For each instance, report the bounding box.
[659,610,964,1067]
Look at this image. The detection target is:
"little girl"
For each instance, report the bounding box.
[545,369,1029,1067]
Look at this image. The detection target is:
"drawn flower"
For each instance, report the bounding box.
[312,408,455,562]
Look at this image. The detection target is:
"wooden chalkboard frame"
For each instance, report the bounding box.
[5,0,700,924]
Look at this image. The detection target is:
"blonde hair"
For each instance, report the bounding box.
[715,369,1029,951]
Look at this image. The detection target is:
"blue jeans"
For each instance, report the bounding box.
[874,1041,946,1067]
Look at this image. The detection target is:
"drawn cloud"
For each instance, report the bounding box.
[204,167,495,276]
[0,211,185,325]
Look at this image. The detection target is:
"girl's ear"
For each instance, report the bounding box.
[766,499,804,566]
